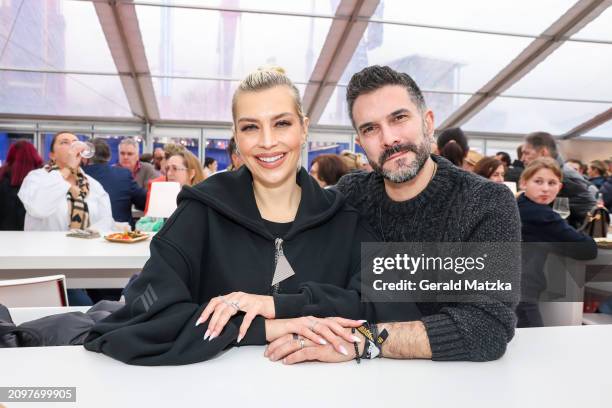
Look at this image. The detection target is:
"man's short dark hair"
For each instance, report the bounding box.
[91,138,111,164]
[204,157,216,168]
[496,151,511,167]
[525,131,558,158]
[346,65,426,129]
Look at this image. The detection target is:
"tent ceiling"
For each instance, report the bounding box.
[0,0,610,139]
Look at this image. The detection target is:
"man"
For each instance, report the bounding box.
[226,137,243,171]
[521,132,595,227]
[504,145,524,183]
[117,138,158,189]
[152,147,165,171]
[495,151,511,168]
[278,65,520,363]
[83,138,146,227]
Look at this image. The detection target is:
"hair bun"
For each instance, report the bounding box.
[257,65,286,75]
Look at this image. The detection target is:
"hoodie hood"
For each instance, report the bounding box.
[177,166,346,240]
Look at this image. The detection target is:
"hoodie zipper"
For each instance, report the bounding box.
[271,238,283,294]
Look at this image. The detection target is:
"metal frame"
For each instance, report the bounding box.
[438,0,611,133]
[0,0,610,141]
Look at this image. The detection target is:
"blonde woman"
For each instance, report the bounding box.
[85,68,409,365]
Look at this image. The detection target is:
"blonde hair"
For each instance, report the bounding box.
[520,157,563,184]
[231,66,305,125]
[170,151,205,186]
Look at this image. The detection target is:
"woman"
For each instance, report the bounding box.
[0,140,43,230]
[587,160,607,189]
[473,157,505,183]
[84,68,407,365]
[203,157,218,179]
[436,127,468,168]
[18,132,114,305]
[516,157,597,327]
[137,150,205,231]
[18,132,113,231]
[309,154,348,188]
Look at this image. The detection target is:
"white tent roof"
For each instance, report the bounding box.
[0,0,610,139]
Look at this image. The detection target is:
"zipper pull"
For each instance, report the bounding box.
[271,238,295,287]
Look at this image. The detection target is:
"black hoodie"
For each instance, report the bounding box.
[84,167,415,365]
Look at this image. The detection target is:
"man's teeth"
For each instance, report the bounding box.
[258,154,284,163]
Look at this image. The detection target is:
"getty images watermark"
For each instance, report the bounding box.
[361,242,605,303]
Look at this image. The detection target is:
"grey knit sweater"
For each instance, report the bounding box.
[336,155,521,361]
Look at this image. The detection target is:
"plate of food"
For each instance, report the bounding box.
[104,230,150,243]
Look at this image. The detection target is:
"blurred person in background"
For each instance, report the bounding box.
[0,140,43,230]
[587,160,607,189]
[83,138,146,227]
[18,132,114,305]
[473,156,505,184]
[117,138,158,189]
[521,131,595,228]
[203,157,218,179]
[226,137,244,171]
[153,147,165,171]
[310,154,349,188]
[495,151,511,169]
[517,158,597,327]
[437,127,468,168]
[505,144,525,183]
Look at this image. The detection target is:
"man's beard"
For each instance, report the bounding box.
[369,134,432,183]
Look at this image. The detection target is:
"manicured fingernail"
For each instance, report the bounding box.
[195,319,202,327]
[358,320,367,323]
[339,345,349,356]
[203,329,210,340]
[319,338,327,345]
[282,358,287,364]
[237,335,243,343]
[209,332,217,341]
[351,335,361,343]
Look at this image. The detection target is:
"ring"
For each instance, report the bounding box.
[299,339,305,349]
[222,298,240,311]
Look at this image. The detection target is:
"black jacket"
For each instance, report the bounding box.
[518,194,597,300]
[0,173,26,230]
[84,167,402,365]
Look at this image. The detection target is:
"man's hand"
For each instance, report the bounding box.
[196,292,275,342]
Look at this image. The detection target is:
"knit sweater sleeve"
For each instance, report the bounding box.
[421,182,521,361]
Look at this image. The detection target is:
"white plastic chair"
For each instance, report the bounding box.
[0,275,68,307]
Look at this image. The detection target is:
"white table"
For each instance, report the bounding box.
[0,325,610,408]
[0,232,150,289]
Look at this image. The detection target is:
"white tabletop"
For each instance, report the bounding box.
[0,231,150,269]
[0,325,610,408]
[0,232,151,288]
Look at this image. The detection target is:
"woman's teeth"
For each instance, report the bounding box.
[258,154,284,163]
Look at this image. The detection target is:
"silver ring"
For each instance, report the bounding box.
[222,298,240,311]
[299,338,305,349]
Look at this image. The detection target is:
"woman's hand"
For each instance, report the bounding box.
[196,292,275,342]
[264,317,363,359]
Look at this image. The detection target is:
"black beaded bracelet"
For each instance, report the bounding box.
[351,327,361,364]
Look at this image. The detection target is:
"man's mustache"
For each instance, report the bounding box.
[378,143,419,166]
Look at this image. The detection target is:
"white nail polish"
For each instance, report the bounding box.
[351,335,361,343]
[358,320,367,323]
[203,329,210,340]
[209,333,217,341]
[195,320,202,327]
[319,339,327,345]
[339,345,349,356]
[237,335,243,343]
